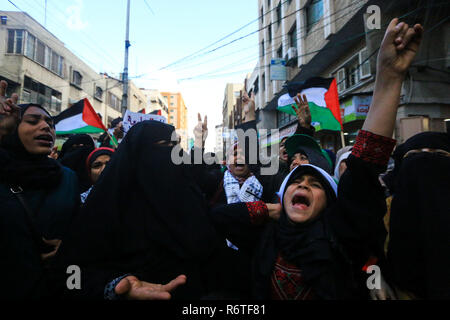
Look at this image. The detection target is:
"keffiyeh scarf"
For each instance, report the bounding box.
[223,170,263,204]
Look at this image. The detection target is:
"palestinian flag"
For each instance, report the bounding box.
[55,98,107,135]
[278,77,342,131]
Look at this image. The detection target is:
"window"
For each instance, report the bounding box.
[72,70,82,86]
[36,40,45,65]
[267,0,271,8]
[7,29,24,54]
[25,33,36,59]
[276,2,282,26]
[170,102,174,106]
[58,56,64,77]
[288,24,297,49]
[261,40,265,58]
[359,48,371,79]
[253,77,259,94]
[23,31,65,77]
[334,48,372,93]
[51,89,62,112]
[306,0,324,33]
[268,23,272,43]
[108,92,121,111]
[260,7,264,25]
[262,73,266,92]
[44,47,51,69]
[95,86,103,100]
[1,16,7,25]
[278,111,295,127]
[277,46,283,58]
[22,76,61,112]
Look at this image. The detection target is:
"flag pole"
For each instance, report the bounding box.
[106,129,118,148]
[340,130,346,148]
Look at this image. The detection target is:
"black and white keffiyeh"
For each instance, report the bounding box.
[223,170,263,204]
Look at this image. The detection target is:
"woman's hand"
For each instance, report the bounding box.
[266,203,282,221]
[114,274,187,300]
[293,93,311,128]
[242,91,256,122]
[40,238,62,261]
[0,80,21,138]
[377,18,423,81]
[362,19,423,138]
[194,113,208,148]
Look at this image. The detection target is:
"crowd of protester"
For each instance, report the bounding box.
[0,19,449,300]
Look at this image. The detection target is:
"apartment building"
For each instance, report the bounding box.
[161,92,188,150]
[140,88,169,119]
[250,0,450,152]
[0,11,147,128]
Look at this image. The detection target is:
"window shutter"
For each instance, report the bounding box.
[359,48,371,79]
[337,68,346,93]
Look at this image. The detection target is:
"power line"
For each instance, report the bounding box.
[143,0,155,15]
[46,0,123,68]
[172,0,366,76]
[26,0,122,70]
[176,3,448,83]
[1,6,101,70]
[134,0,366,80]
[174,1,369,81]
[159,0,291,71]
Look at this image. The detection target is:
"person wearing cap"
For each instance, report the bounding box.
[80,147,115,204]
[273,94,320,191]
[209,18,422,300]
[285,133,333,174]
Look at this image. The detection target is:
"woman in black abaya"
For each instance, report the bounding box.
[58,134,95,193]
[0,103,79,299]
[385,131,450,299]
[56,120,224,300]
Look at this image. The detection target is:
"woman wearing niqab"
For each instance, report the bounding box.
[58,133,95,193]
[56,120,224,299]
[385,131,450,299]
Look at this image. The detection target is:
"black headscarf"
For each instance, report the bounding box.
[383,131,449,193]
[58,134,95,192]
[110,117,122,129]
[387,132,450,298]
[58,120,221,295]
[254,165,356,299]
[0,104,62,190]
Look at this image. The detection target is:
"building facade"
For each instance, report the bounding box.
[222,83,244,130]
[140,88,169,119]
[214,124,223,157]
[161,92,188,150]
[0,11,148,128]
[251,0,450,152]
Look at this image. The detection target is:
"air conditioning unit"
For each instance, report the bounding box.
[285,47,298,65]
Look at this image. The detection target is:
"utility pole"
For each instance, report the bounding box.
[121,0,131,116]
